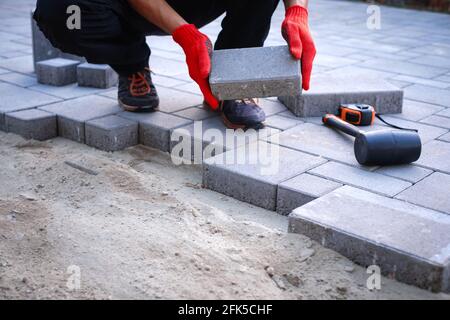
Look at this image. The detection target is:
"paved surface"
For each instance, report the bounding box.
[1,0,450,292]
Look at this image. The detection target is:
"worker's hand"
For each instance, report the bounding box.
[282,5,316,90]
[172,24,219,109]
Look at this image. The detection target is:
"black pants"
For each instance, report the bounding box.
[34,0,280,76]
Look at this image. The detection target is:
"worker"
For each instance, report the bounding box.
[34,0,315,130]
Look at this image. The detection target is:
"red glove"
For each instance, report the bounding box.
[172,24,219,110]
[282,5,316,90]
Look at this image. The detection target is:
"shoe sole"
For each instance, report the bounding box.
[119,98,159,112]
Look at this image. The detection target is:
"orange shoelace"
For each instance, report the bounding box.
[128,69,151,97]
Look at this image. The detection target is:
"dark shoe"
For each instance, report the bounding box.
[118,67,159,112]
[220,99,266,130]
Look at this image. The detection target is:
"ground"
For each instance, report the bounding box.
[0,132,448,300]
[1,0,450,299]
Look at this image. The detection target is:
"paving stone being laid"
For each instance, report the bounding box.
[77,63,118,89]
[396,172,450,215]
[203,141,326,210]
[420,115,450,129]
[278,71,403,117]
[375,164,432,183]
[309,161,412,197]
[36,58,80,86]
[171,117,279,163]
[210,46,302,100]
[5,108,57,141]
[289,186,450,293]
[39,95,121,143]
[119,111,192,152]
[265,114,303,131]
[404,84,450,108]
[0,83,60,131]
[389,99,444,122]
[415,140,450,174]
[156,86,203,113]
[85,115,138,152]
[277,173,341,215]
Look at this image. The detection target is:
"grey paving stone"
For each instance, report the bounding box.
[151,74,187,88]
[39,95,121,142]
[289,186,450,293]
[437,108,450,118]
[420,115,450,129]
[171,117,279,163]
[277,173,341,215]
[375,165,432,183]
[396,172,450,215]
[0,83,60,131]
[404,84,450,107]
[258,99,288,116]
[85,115,138,152]
[358,59,444,78]
[416,140,450,174]
[390,74,450,89]
[408,55,450,69]
[150,55,188,77]
[77,63,118,89]
[0,72,37,87]
[157,86,203,113]
[36,58,80,86]
[265,122,381,169]
[29,83,106,99]
[279,71,403,117]
[173,106,217,121]
[309,161,411,197]
[203,141,326,210]
[438,132,450,142]
[375,115,448,144]
[0,55,34,74]
[210,46,302,100]
[265,115,303,131]
[5,108,56,141]
[119,111,192,152]
[389,99,444,122]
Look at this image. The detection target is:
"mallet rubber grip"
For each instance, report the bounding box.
[322,114,362,138]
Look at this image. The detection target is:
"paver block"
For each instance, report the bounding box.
[420,115,450,129]
[404,84,450,108]
[278,71,403,117]
[119,111,192,152]
[39,95,121,142]
[173,106,218,121]
[289,186,450,293]
[77,63,118,89]
[375,165,432,183]
[36,58,80,86]
[438,132,450,143]
[396,172,450,215]
[85,115,138,152]
[171,117,279,163]
[415,140,450,174]
[31,10,84,69]
[309,161,411,197]
[203,141,326,210]
[210,46,302,100]
[265,114,303,131]
[375,115,447,144]
[5,109,56,141]
[277,173,341,215]
[157,87,203,113]
[0,83,60,131]
[265,122,382,169]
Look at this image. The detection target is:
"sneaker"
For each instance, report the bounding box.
[219,99,266,130]
[118,67,159,112]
